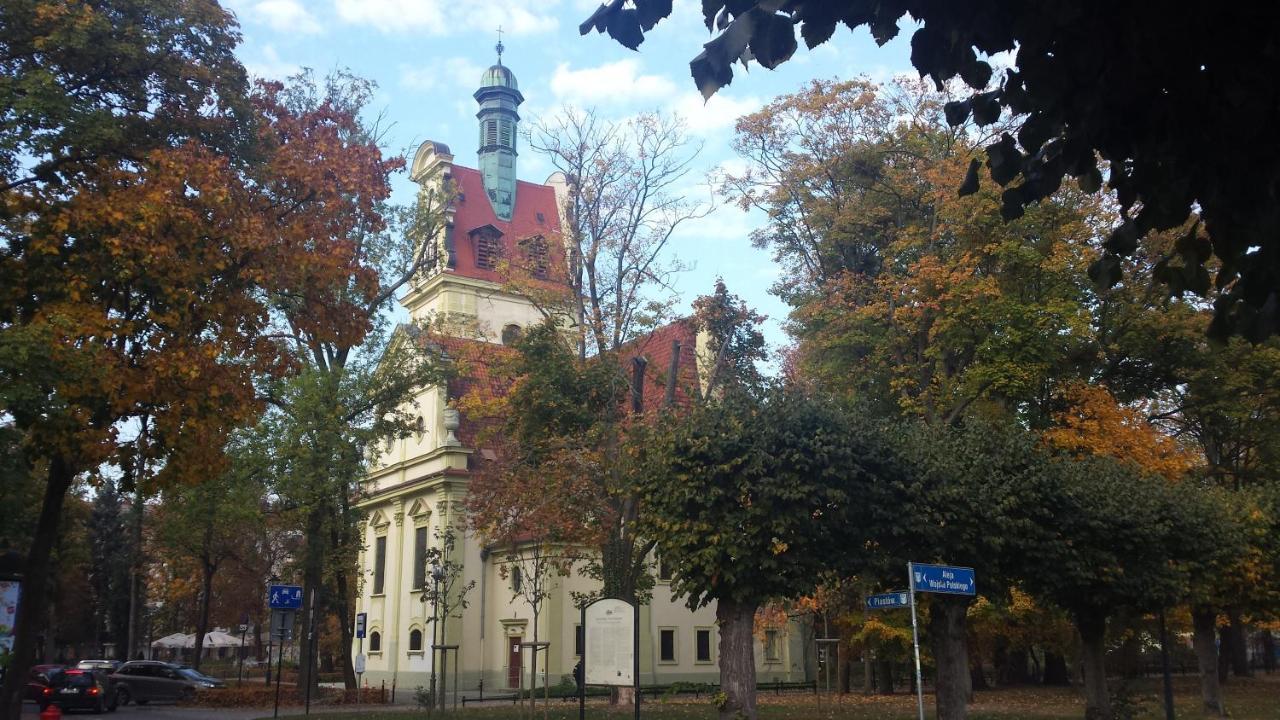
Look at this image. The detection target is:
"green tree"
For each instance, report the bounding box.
[151,435,267,671]
[636,388,878,720]
[582,1,1280,339]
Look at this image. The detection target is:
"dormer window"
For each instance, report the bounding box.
[470,225,503,270]
[520,235,549,279]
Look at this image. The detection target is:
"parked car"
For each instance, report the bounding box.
[110,661,202,704]
[26,665,64,703]
[37,668,118,713]
[174,666,226,689]
[75,660,121,673]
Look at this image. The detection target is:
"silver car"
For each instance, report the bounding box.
[109,661,201,705]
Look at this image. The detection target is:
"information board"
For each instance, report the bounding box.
[583,599,634,686]
[0,580,19,653]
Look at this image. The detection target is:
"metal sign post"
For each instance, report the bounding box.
[907,563,926,720]
[906,562,977,720]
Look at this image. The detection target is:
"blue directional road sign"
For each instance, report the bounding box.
[268,584,303,609]
[866,592,910,610]
[909,563,976,596]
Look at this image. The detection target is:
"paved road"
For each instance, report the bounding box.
[19,701,419,720]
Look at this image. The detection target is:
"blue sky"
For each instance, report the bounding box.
[225,0,920,352]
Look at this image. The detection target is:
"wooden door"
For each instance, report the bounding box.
[507,636,522,689]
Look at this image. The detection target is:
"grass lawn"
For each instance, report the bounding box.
[294,673,1279,719]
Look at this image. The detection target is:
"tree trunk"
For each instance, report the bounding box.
[192,559,215,671]
[333,565,357,690]
[876,659,895,694]
[0,455,75,720]
[1076,611,1111,720]
[1042,650,1069,686]
[1261,631,1275,674]
[716,598,758,720]
[125,489,145,661]
[1217,622,1231,683]
[297,506,326,694]
[1227,610,1250,677]
[929,596,972,720]
[970,657,989,691]
[1192,608,1227,716]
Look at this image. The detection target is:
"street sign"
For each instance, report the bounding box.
[268,584,303,609]
[355,612,366,639]
[270,609,294,641]
[865,591,910,610]
[353,653,366,674]
[909,563,976,596]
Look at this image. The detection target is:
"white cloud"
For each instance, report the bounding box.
[399,57,487,91]
[333,0,557,35]
[243,44,301,81]
[668,91,762,136]
[246,0,323,34]
[549,59,677,105]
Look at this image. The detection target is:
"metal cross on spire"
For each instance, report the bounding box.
[495,25,504,65]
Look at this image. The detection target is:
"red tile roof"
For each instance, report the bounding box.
[617,319,703,413]
[446,164,567,286]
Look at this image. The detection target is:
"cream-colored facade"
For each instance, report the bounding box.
[351,60,811,697]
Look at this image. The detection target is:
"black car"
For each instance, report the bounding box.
[37,668,118,713]
[110,661,202,705]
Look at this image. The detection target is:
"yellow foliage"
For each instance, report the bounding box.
[1044,383,1200,480]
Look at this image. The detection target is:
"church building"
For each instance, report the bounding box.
[351,47,809,695]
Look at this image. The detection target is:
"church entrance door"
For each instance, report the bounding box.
[507,636,522,689]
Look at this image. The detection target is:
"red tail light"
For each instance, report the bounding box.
[87,687,100,696]
[42,687,52,696]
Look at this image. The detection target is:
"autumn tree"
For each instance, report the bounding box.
[151,434,267,671]
[248,68,460,693]
[0,1,272,713]
[635,388,878,720]
[583,1,1280,339]
[526,108,709,358]
[728,78,1098,427]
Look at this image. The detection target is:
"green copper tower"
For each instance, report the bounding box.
[475,38,523,221]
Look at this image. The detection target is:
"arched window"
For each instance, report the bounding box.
[409,628,423,652]
[501,324,523,345]
[511,565,523,593]
[369,631,381,653]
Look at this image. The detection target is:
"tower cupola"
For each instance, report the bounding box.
[474,38,523,221]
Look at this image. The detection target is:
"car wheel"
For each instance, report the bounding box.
[94,697,105,714]
[179,687,195,703]
[116,688,131,706]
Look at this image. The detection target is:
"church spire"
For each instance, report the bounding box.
[474,37,523,220]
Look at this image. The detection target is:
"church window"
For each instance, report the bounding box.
[473,227,502,269]
[659,628,676,663]
[657,555,672,582]
[412,526,428,590]
[510,565,523,593]
[696,629,712,663]
[574,624,584,656]
[764,630,781,661]
[373,535,387,594]
[408,629,423,652]
[369,631,381,653]
[501,324,523,345]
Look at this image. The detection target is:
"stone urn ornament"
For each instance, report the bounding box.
[442,405,461,446]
